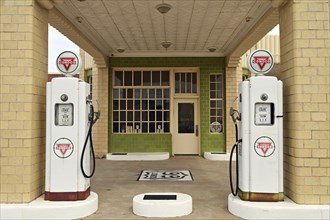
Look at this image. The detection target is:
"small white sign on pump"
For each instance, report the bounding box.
[247,49,274,75]
[56,51,82,77]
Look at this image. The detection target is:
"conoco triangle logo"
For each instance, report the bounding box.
[56,143,71,156]
[253,56,270,70]
[256,142,272,155]
[254,136,275,157]
[59,58,76,71]
[53,138,74,159]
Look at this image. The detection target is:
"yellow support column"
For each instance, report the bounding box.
[0,0,48,203]
[279,0,329,204]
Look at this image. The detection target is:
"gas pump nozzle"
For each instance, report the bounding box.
[94,100,101,122]
[230,107,240,124]
[230,97,241,124]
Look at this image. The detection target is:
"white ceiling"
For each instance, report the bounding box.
[56,0,273,57]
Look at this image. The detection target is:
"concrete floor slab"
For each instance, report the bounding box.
[84,156,240,219]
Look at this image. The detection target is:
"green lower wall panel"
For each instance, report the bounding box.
[110,134,172,153]
[108,57,226,154]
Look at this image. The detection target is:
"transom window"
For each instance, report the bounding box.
[113,70,170,134]
[175,72,197,94]
[209,73,223,133]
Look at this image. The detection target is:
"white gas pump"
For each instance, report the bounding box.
[45,51,99,201]
[229,50,283,202]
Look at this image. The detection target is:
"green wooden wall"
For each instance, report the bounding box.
[108,57,226,154]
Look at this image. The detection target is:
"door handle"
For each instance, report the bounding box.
[195,125,199,136]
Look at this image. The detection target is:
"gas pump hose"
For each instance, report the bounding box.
[229,123,240,196]
[228,100,240,196]
[81,104,100,178]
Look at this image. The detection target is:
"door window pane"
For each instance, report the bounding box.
[164,89,170,98]
[113,100,119,110]
[186,73,191,93]
[120,111,126,121]
[127,89,133,98]
[180,73,186,93]
[134,111,140,121]
[142,89,148,98]
[175,73,180,93]
[149,88,155,98]
[127,100,133,110]
[134,71,141,86]
[127,111,133,121]
[113,111,119,121]
[120,89,126,98]
[149,123,155,133]
[178,103,194,133]
[134,100,140,110]
[192,73,197,93]
[152,71,160,86]
[143,71,151,86]
[113,123,119,132]
[134,89,140,98]
[124,71,132,86]
[120,100,126,109]
[162,71,169,86]
[156,89,162,98]
[175,72,197,94]
[113,89,119,99]
[115,71,123,86]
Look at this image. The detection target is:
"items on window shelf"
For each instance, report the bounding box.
[156,125,163,133]
[127,126,133,133]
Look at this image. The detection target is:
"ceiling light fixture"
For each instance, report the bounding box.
[207,47,217,52]
[156,3,172,14]
[76,16,83,23]
[116,48,125,53]
[161,41,172,49]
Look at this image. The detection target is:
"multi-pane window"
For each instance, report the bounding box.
[209,74,223,133]
[175,72,197,94]
[113,70,170,134]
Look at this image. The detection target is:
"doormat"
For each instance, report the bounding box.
[137,170,193,181]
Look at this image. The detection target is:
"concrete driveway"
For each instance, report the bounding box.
[83,156,241,219]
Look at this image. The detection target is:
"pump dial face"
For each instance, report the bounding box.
[255,103,271,125]
[55,103,73,126]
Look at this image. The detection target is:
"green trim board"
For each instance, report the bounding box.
[108,57,226,154]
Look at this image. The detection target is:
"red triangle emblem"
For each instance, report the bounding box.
[59,58,76,71]
[253,56,270,70]
[56,143,71,156]
[256,142,272,155]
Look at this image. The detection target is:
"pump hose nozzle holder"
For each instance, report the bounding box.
[80,103,100,178]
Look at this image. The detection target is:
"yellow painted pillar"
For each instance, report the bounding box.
[0,0,48,203]
[90,65,109,158]
[279,0,329,204]
[225,59,242,152]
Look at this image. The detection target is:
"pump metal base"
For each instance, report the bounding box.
[45,187,90,201]
[238,188,284,202]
